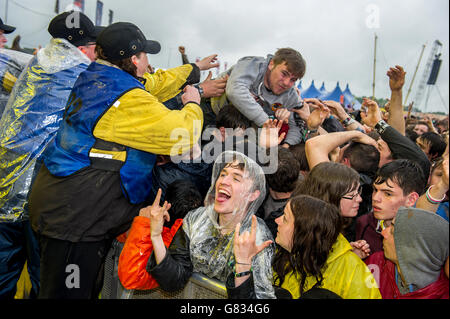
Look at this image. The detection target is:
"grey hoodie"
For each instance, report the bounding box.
[394,207,449,294]
[223,55,304,146]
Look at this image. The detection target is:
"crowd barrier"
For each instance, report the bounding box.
[101,239,227,299]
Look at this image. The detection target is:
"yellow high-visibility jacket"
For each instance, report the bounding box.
[93,61,203,156]
[277,233,381,299]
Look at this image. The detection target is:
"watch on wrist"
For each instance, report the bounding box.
[195,84,204,98]
[375,120,389,134]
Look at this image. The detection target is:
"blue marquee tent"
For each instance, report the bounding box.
[320,82,344,103]
[301,80,322,99]
[297,80,303,92]
[318,82,328,97]
[342,84,361,110]
[298,80,361,110]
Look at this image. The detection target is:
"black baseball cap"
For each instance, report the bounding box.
[48,11,101,47]
[96,22,161,60]
[0,18,15,34]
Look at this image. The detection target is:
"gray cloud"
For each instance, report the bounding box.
[3,0,448,112]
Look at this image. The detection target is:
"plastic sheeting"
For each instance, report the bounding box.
[0,49,33,118]
[0,38,90,222]
[182,151,276,299]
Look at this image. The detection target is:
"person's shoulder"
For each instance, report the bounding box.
[254,215,275,241]
[183,206,207,223]
[236,55,265,64]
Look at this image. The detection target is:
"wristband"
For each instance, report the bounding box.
[343,118,356,127]
[375,120,389,134]
[235,261,252,266]
[425,185,446,204]
[342,117,352,126]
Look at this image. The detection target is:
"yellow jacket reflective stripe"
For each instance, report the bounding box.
[93,87,203,156]
[2,71,17,92]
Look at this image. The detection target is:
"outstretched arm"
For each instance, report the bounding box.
[147,188,172,264]
[195,54,220,71]
[305,130,378,169]
[387,65,406,135]
[416,142,449,212]
[323,100,365,132]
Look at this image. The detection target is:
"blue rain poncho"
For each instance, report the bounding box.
[0,39,90,222]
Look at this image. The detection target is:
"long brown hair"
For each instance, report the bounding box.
[293,161,360,231]
[272,195,342,296]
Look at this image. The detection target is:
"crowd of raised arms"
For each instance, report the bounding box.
[0,11,448,300]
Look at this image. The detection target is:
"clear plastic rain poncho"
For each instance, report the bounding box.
[0,48,33,118]
[0,38,90,222]
[182,150,276,299]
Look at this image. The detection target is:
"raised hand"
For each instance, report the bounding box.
[323,100,347,121]
[259,119,286,149]
[195,54,220,71]
[307,101,330,130]
[361,98,382,128]
[233,215,273,265]
[275,108,291,124]
[140,188,171,238]
[352,130,379,149]
[199,72,228,98]
[387,65,406,91]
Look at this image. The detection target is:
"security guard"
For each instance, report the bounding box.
[29,22,216,298]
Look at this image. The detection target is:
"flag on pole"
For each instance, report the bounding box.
[95,1,103,26]
[108,9,114,25]
[74,0,85,12]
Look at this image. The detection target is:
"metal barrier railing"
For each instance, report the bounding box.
[101,239,227,299]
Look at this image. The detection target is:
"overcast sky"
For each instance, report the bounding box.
[2,0,448,113]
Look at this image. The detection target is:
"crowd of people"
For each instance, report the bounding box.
[0,11,448,300]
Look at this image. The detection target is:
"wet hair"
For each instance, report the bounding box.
[418,132,447,160]
[367,131,381,141]
[293,162,360,209]
[374,159,427,196]
[95,45,139,78]
[342,142,380,175]
[272,195,342,296]
[293,162,360,232]
[163,180,203,228]
[272,48,306,79]
[266,147,300,193]
[216,104,252,130]
[289,143,310,172]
